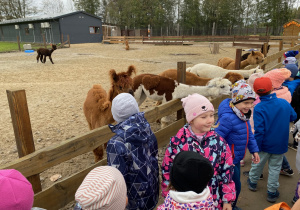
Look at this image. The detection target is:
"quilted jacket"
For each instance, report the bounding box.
[106,112,159,210]
[161,125,236,210]
[215,98,259,165]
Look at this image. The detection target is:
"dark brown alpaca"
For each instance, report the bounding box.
[36,44,57,64]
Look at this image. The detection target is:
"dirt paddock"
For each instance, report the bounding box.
[0,42,296,210]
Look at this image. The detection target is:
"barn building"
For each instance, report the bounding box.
[283,19,300,36]
[0,11,103,44]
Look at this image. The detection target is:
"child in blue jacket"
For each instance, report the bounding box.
[215,80,260,210]
[248,77,297,203]
[106,93,159,210]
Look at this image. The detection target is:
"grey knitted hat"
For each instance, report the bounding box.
[111,93,139,123]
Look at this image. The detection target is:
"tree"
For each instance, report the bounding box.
[0,0,38,20]
[73,0,101,15]
[41,0,65,14]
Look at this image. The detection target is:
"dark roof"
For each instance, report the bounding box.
[0,11,101,25]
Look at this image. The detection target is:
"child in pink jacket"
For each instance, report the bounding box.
[161,94,235,210]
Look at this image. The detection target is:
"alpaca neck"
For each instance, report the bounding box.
[108,87,118,102]
[240,60,249,69]
[172,83,206,99]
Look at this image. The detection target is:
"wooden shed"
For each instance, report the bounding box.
[283,19,300,36]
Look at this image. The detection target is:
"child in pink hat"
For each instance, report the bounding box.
[161,93,235,210]
[0,169,34,210]
[264,68,292,103]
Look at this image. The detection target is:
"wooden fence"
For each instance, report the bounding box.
[102,35,300,46]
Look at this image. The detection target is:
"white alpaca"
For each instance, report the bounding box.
[186,63,263,79]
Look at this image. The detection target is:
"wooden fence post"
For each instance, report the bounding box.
[6,89,42,193]
[16,36,21,51]
[42,34,46,48]
[67,35,70,47]
[176,62,186,121]
[142,35,144,44]
[234,49,242,70]
[278,40,283,63]
[291,39,295,47]
[182,35,184,45]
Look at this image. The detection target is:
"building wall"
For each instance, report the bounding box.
[0,21,61,43]
[284,24,300,36]
[59,12,102,44]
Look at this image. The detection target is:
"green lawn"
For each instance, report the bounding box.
[0,42,52,53]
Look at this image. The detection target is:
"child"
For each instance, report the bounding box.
[215,80,260,209]
[161,93,235,210]
[247,77,297,203]
[106,93,159,210]
[74,166,128,210]
[0,169,34,209]
[264,69,295,176]
[158,151,215,210]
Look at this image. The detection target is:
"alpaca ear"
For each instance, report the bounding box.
[109,69,118,82]
[251,51,255,55]
[127,65,136,76]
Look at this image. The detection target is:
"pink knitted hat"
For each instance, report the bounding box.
[0,169,34,209]
[247,72,264,90]
[181,93,214,123]
[264,68,291,88]
[75,166,127,210]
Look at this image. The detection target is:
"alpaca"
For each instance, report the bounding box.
[187,63,264,79]
[159,69,244,85]
[83,65,137,162]
[217,51,264,70]
[241,44,270,61]
[133,74,231,127]
[125,40,129,50]
[133,74,232,106]
[36,44,57,64]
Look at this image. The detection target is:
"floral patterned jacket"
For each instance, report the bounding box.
[161,124,236,210]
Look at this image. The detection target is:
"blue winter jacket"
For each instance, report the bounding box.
[215,98,259,165]
[107,112,159,210]
[283,79,300,96]
[254,93,297,154]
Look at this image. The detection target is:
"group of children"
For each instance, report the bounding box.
[2,52,300,210]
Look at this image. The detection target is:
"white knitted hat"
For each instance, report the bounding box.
[75,166,127,210]
[111,93,139,123]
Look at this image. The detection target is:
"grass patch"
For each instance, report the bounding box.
[0,42,52,53]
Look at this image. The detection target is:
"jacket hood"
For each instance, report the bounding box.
[109,112,151,145]
[217,98,232,118]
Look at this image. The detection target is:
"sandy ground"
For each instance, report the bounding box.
[0,42,297,210]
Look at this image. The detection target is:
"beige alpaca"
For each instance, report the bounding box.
[125,40,129,50]
[83,65,136,162]
[217,51,264,70]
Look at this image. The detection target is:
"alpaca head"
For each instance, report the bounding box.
[50,44,57,50]
[223,72,244,84]
[247,51,264,65]
[109,65,137,98]
[207,77,232,96]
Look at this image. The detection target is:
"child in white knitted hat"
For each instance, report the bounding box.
[161,93,235,210]
[106,93,159,210]
[74,166,127,210]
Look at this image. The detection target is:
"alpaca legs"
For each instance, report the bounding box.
[49,56,54,64]
[93,143,108,162]
[43,56,47,63]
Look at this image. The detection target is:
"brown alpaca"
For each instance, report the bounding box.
[217,51,264,70]
[83,65,136,162]
[159,69,244,85]
[125,40,129,50]
[36,44,57,64]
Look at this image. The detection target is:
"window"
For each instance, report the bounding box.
[89,26,100,34]
[25,28,29,35]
